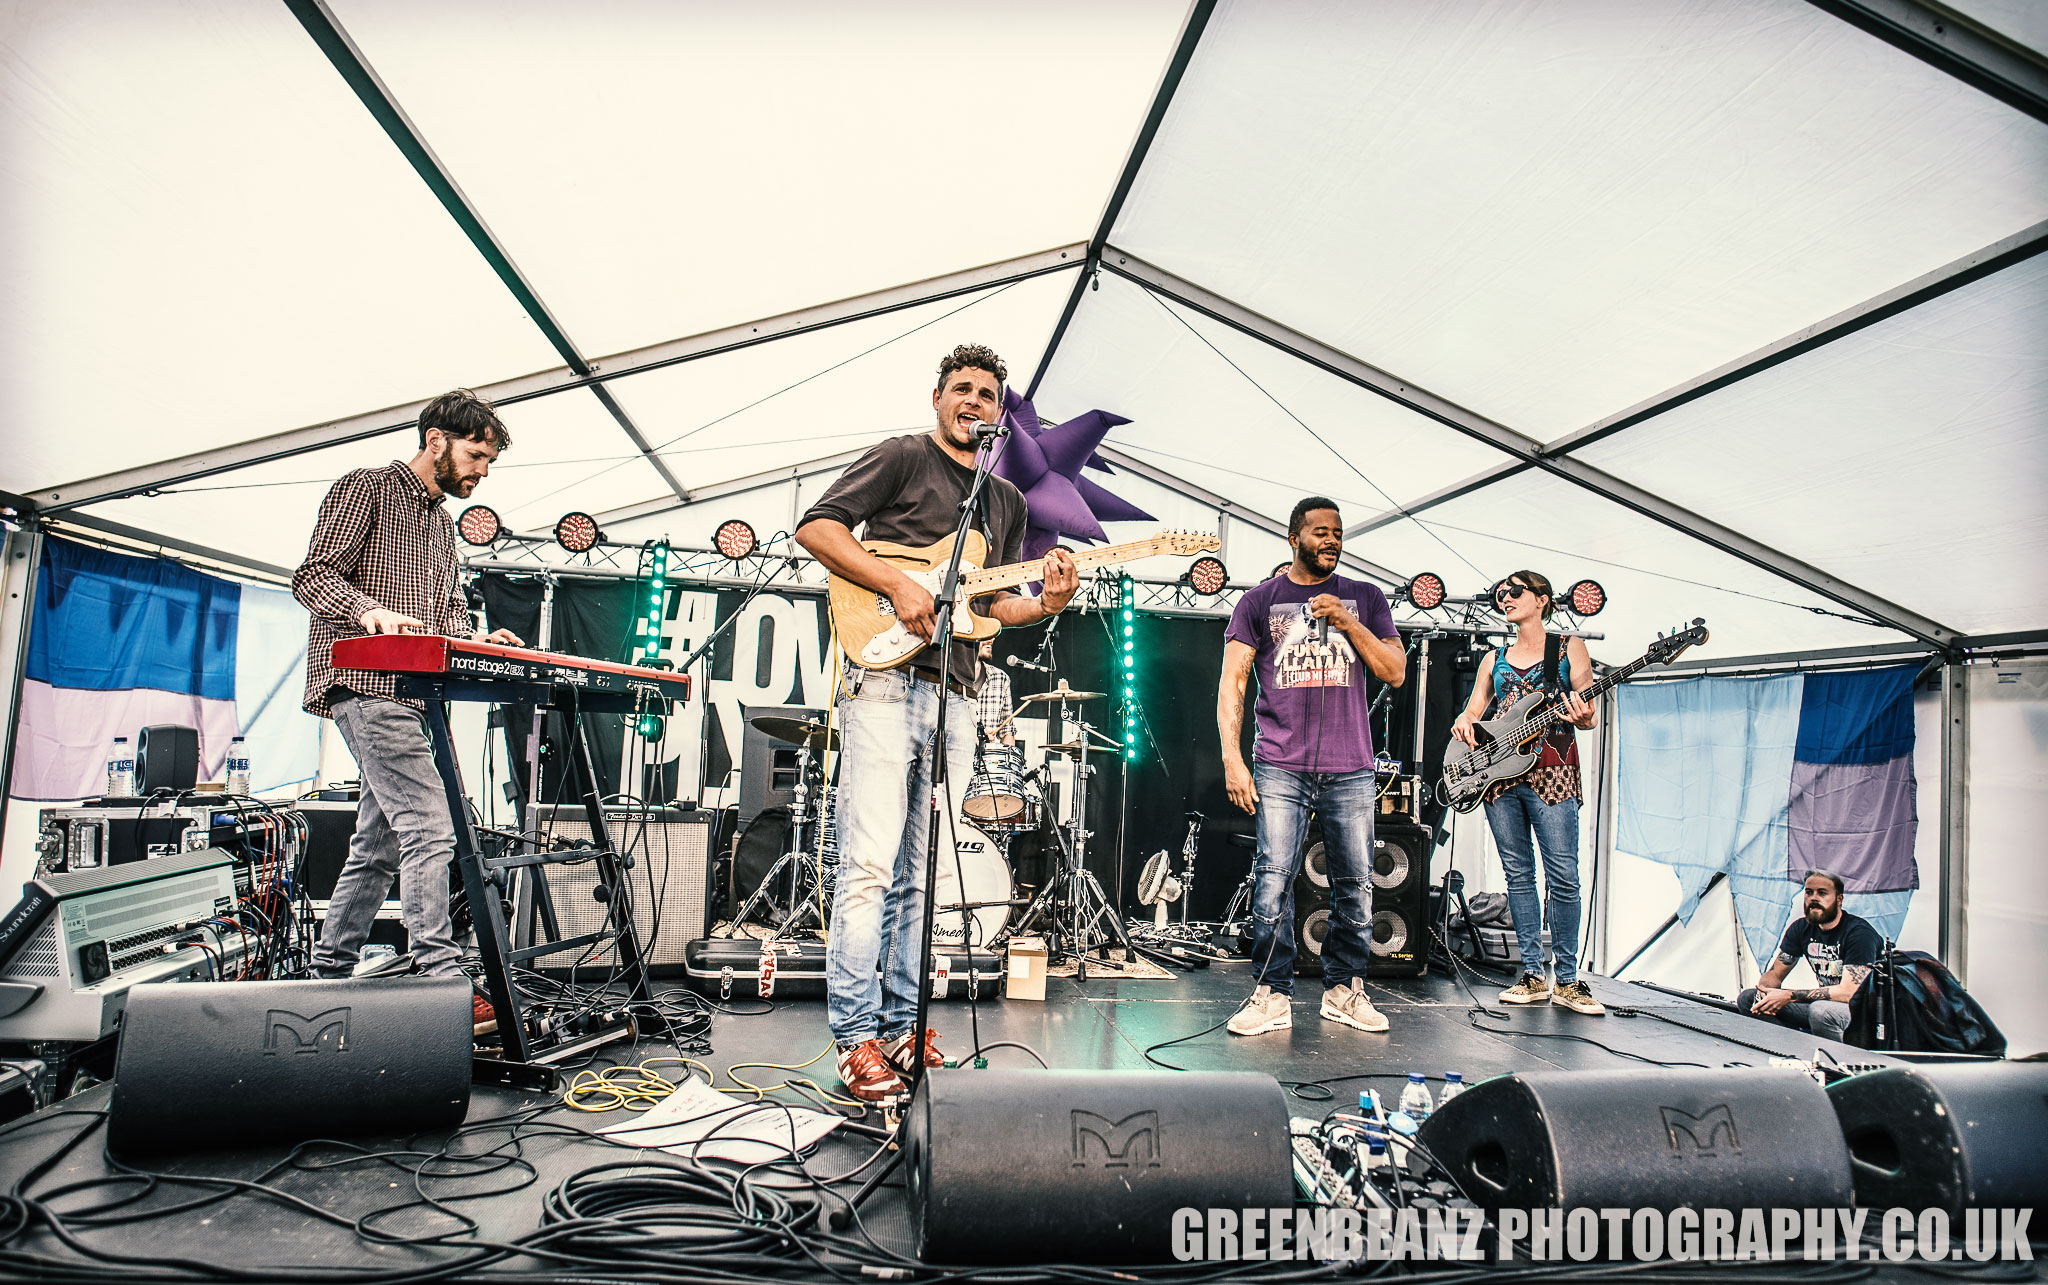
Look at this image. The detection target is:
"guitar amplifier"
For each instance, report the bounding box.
[521,805,714,976]
[1294,819,1431,978]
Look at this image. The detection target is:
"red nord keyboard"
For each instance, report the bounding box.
[332,635,691,702]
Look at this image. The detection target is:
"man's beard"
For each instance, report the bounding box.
[433,448,466,495]
[1806,902,1828,920]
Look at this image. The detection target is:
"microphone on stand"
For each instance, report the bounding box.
[1007,654,1050,673]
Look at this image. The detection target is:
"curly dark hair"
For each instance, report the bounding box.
[1288,496,1341,539]
[417,388,510,452]
[936,343,1007,391]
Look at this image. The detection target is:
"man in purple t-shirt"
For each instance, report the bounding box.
[1218,498,1406,1036]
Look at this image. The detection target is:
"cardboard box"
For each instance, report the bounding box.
[1006,936,1048,1001]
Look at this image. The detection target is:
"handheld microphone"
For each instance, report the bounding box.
[1007,654,1050,672]
[1317,616,1330,645]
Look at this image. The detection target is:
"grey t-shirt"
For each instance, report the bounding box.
[801,433,1028,684]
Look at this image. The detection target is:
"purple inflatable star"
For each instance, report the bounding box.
[990,390,1152,565]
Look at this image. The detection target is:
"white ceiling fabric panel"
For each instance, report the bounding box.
[1578,255,2048,639]
[1112,0,2048,441]
[1944,0,2048,58]
[78,393,673,571]
[1359,470,1913,665]
[517,272,1077,532]
[326,0,1189,357]
[1041,273,1512,532]
[0,0,563,495]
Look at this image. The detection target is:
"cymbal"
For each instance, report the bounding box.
[1017,685,1105,704]
[748,714,840,750]
[1044,736,1124,755]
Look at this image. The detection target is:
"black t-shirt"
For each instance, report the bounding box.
[801,433,1028,682]
[1777,911,1882,989]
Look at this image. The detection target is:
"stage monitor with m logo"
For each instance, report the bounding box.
[108,977,471,1155]
[1417,1068,1850,1217]
[905,1069,1291,1265]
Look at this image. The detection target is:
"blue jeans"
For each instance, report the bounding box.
[1735,988,1852,1042]
[1484,784,1581,984]
[825,665,977,1048]
[1247,763,1376,995]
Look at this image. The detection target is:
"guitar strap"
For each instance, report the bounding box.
[1543,630,1564,698]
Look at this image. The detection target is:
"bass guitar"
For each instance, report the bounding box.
[829,529,1219,670]
[1437,618,1708,812]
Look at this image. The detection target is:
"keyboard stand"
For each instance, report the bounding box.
[399,677,669,1089]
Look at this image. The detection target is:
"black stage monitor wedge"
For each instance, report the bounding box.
[1417,1068,1852,1214]
[905,1069,1293,1265]
[1826,1062,2048,1219]
[136,724,199,794]
[107,976,472,1155]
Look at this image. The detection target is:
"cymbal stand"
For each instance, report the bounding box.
[725,740,822,936]
[1007,695,1135,980]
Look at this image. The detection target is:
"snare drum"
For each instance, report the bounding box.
[962,746,1029,824]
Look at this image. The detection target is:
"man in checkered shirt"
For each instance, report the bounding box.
[292,389,519,1037]
[975,639,1014,749]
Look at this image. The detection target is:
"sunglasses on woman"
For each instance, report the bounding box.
[1494,584,1529,603]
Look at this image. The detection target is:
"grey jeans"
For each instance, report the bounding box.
[1735,987,1851,1042]
[314,694,463,979]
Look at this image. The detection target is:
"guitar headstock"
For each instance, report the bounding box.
[1646,617,1709,666]
[1153,529,1222,556]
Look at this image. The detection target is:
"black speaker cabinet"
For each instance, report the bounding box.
[738,704,822,826]
[906,1069,1294,1264]
[1292,819,1431,978]
[135,724,199,794]
[520,805,714,975]
[1826,1062,2048,1219]
[107,977,472,1155]
[1417,1068,1852,1213]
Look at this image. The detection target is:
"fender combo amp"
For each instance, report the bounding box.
[1825,1062,2048,1218]
[906,1069,1293,1264]
[1294,819,1431,978]
[1417,1068,1853,1213]
[520,805,715,976]
[107,976,472,1155]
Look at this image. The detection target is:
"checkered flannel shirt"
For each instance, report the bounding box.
[976,663,1013,743]
[293,462,470,717]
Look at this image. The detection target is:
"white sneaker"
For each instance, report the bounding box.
[1320,978,1389,1032]
[1227,985,1292,1036]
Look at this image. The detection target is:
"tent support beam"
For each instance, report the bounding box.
[1025,0,1219,400]
[42,513,296,585]
[0,527,45,847]
[1348,218,2048,538]
[1095,445,1405,586]
[283,0,689,504]
[1938,661,1970,981]
[30,246,1086,514]
[1805,0,2048,126]
[1101,247,1958,649]
[581,446,876,532]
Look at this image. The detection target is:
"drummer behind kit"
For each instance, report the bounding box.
[827,529,1219,670]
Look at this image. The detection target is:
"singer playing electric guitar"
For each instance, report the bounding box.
[793,343,1077,1104]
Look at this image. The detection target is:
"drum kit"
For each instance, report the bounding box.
[728,683,1141,975]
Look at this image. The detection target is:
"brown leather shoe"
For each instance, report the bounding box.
[883,1027,944,1075]
[835,1039,906,1102]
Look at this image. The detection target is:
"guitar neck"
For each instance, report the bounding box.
[960,538,1181,595]
[1521,652,1656,737]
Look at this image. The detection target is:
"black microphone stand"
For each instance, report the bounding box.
[832,413,1008,1231]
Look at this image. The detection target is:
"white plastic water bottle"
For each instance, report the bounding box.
[1398,1071,1434,1122]
[1439,1071,1465,1106]
[106,736,135,798]
[226,736,251,795]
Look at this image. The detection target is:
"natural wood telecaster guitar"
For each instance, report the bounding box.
[829,529,1221,670]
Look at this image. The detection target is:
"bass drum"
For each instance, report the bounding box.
[932,818,1013,949]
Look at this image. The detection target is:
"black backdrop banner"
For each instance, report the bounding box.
[476,570,1477,917]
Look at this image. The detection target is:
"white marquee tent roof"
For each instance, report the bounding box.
[5,0,2046,666]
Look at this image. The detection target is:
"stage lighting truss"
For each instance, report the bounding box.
[456,505,501,547]
[1567,578,1607,618]
[635,542,673,738]
[713,519,757,561]
[554,512,601,554]
[1185,555,1228,597]
[1118,573,1138,762]
[1403,571,1446,611]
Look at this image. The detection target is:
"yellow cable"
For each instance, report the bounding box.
[562,1047,861,1112]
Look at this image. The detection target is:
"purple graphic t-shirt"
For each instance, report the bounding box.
[1225,573,1397,773]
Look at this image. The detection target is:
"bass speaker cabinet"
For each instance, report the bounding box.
[1292,818,1432,978]
[1825,1062,2048,1219]
[906,1069,1294,1264]
[1417,1068,1852,1213]
[521,805,714,976]
[738,704,823,826]
[107,977,472,1155]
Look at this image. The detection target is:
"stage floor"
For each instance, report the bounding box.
[0,960,1954,1280]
